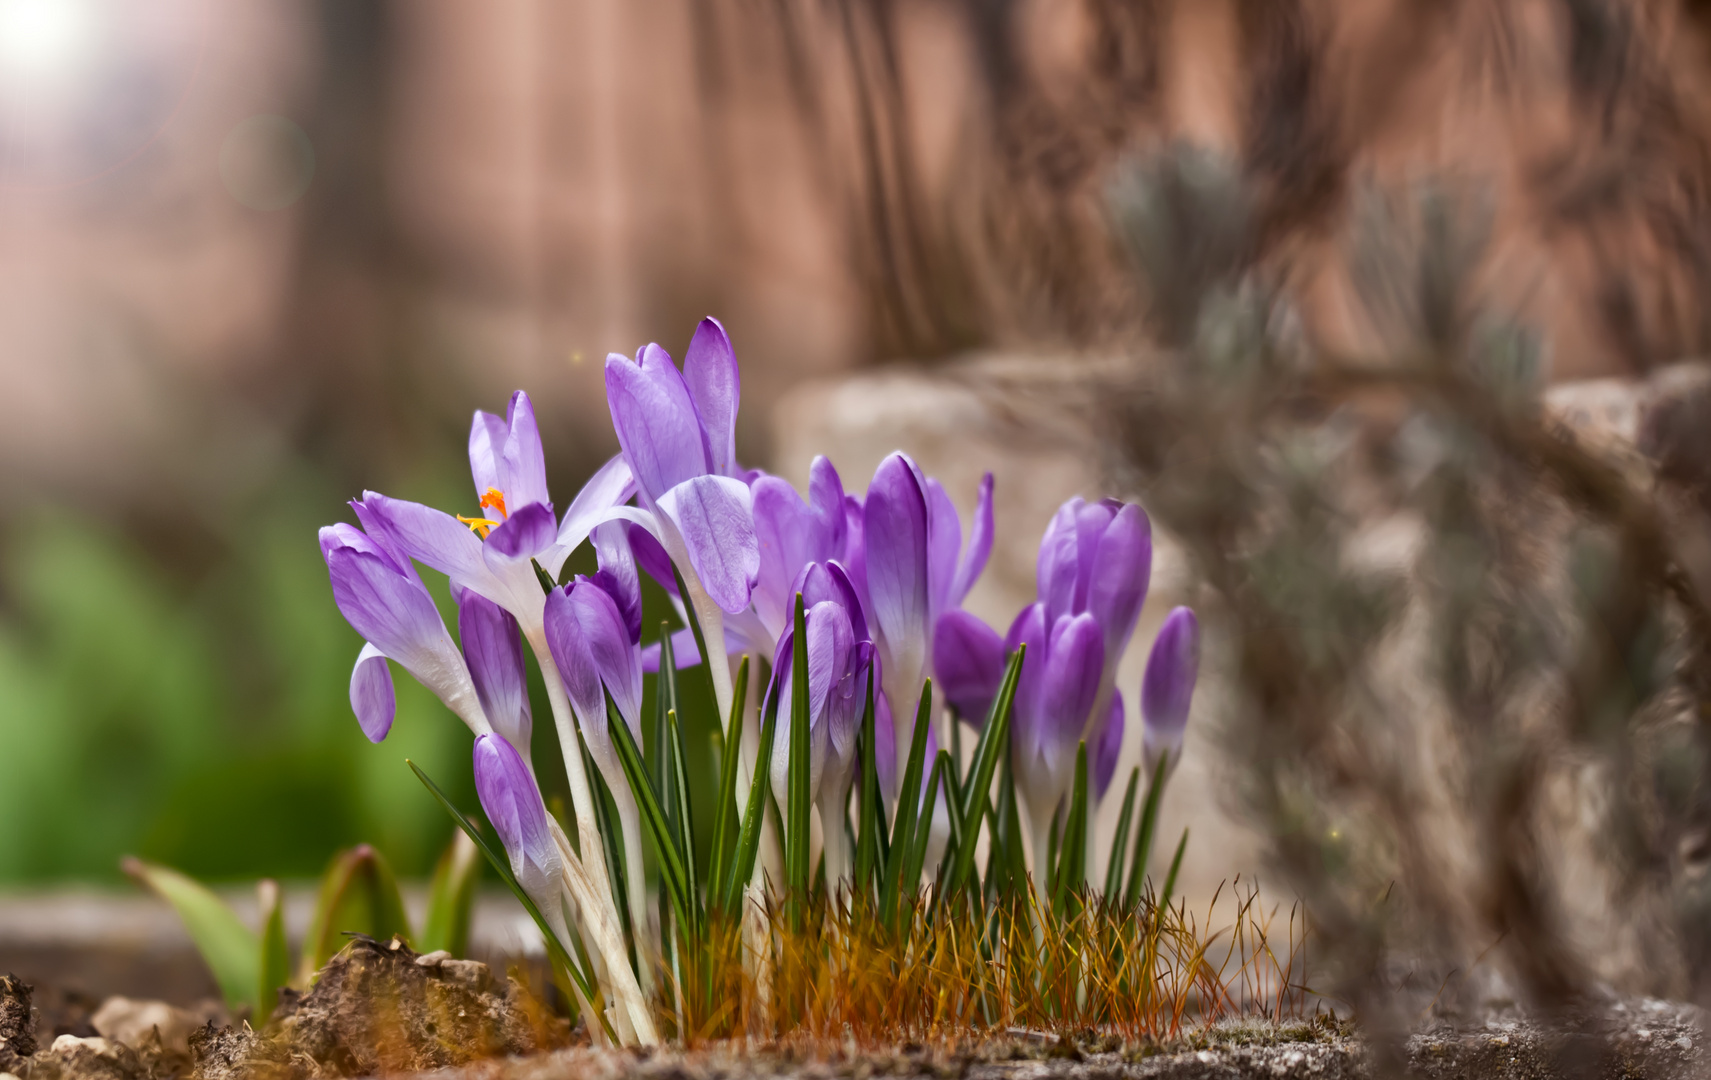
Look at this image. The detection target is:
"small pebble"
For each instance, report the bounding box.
[1676,1036,1693,1051]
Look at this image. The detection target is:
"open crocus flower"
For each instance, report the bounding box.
[320,512,487,742]
[765,587,872,892]
[860,452,993,795]
[1141,606,1200,775]
[750,457,849,649]
[603,319,758,726]
[472,732,569,941]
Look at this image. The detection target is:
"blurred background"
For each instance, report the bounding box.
[7,0,1711,1016]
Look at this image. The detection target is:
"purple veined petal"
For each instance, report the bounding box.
[483,501,558,562]
[543,585,603,733]
[326,547,451,671]
[823,560,869,644]
[641,626,700,672]
[1092,689,1124,800]
[359,492,485,583]
[349,500,422,585]
[458,590,532,751]
[1041,613,1104,752]
[627,520,679,596]
[947,472,994,609]
[1072,499,1119,617]
[751,476,821,638]
[591,520,643,644]
[767,601,856,805]
[472,733,561,897]
[320,522,386,566]
[808,456,847,556]
[350,643,396,743]
[1142,607,1200,770]
[1087,502,1153,668]
[863,452,931,678]
[605,348,709,502]
[568,577,645,733]
[841,494,871,619]
[925,478,962,620]
[873,686,897,801]
[469,410,509,501]
[500,391,551,511]
[541,453,636,577]
[1004,603,1049,763]
[932,609,1006,728]
[657,474,759,615]
[792,560,869,644]
[682,317,739,478]
[1037,499,1082,626]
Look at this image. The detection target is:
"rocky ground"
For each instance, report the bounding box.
[0,941,1703,1080]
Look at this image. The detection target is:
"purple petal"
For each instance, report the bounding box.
[874,686,897,800]
[469,410,508,500]
[500,391,551,511]
[823,561,870,644]
[472,733,560,893]
[657,474,758,614]
[682,317,739,477]
[458,590,532,751]
[1004,603,1050,761]
[641,626,701,672]
[591,520,642,644]
[793,560,869,645]
[570,578,644,731]
[770,601,857,803]
[1141,606,1200,758]
[484,500,557,561]
[932,609,1005,727]
[1037,500,1082,626]
[349,500,421,584]
[863,453,930,674]
[751,476,821,636]
[1088,502,1152,668]
[948,472,994,608]
[350,643,396,743]
[1072,500,1119,616]
[326,547,450,670]
[1092,690,1124,799]
[628,521,678,596]
[543,453,636,576]
[925,478,962,619]
[808,456,847,556]
[605,347,708,501]
[544,586,602,731]
[1039,613,1104,767]
[841,494,871,617]
[358,493,484,582]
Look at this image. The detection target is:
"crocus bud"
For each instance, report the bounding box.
[1141,607,1200,775]
[1093,690,1124,800]
[473,733,562,908]
[543,579,644,796]
[457,589,532,754]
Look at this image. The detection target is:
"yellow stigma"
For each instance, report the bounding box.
[458,487,509,538]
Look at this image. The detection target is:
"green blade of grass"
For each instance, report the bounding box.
[1123,751,1172,908]
[707,654,750,909]
[666,707,701,931]
[902,754,946,900]
[652,621,678,813]
[722,674,782,914]
[880,679,935,926]
[604,688,694,938]
[943,647,1024,899]
[123,857,259,1010]
[1154,827,1190,939]
[256,880,290,1023]
[1102,765,1142,900]
[852,666,884,895]
[785,594,812,924]
[421,830,482,957]
[1052,740,1089,916]
[407,759,614,1044]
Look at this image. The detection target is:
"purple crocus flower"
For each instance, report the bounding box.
[457,589,532,759]
[320,516,487,741]
[1093,691,1124,799]
[1006,603,1106,862]
[603,319,758,726]
[860,453,993,795]
[765,590,872,890]
[750,456,848,645]
[1141,606,1200,775]
[472,732,565,926]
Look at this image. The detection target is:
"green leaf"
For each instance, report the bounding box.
[407,759,614,1044]
[299,845,413,979]
[1102,766,1142,900]
[902,753,946,901]
[785,594,812,923]
[604,688,697,940]
[256,880,291,1023]
[1052,740,1089,917]
[722,671,781,915]
[1154,828,1190,938]
[880,679,935,928]
[943,647,1025,899]
[1123,751,1172,908]
[421,830,482,957]
[122,857,258,1010]
[652,621,678,808]
[707,655,750,908]
[666,708,700,926]
[852,667,887,895]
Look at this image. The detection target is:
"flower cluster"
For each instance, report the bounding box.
[320,318,1199,1045]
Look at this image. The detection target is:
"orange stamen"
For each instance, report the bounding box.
[459,487,510,539]
[479,487,509,519]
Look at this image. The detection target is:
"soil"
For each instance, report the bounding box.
[0,950,1702,1080]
